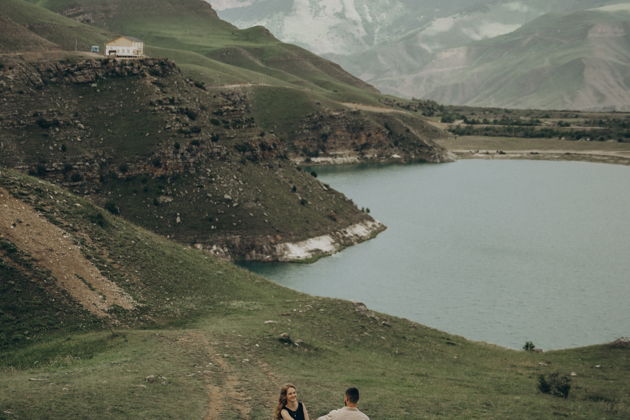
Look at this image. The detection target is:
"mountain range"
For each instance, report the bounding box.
[214,0,630,110]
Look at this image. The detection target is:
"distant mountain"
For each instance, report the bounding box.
[391,5,630,111]
[214,0,629,110]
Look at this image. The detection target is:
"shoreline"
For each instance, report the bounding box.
[448,149,630,166]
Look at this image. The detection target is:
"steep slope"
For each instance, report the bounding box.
[395,7,630,110]
[1,0,449,260]
[0,55,389,260]
[2,169,630,419]
[0,0,112,51]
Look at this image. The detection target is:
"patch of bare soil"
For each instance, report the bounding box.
[178,332,253,420]
[0,187,136,317]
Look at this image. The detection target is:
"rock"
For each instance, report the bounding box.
[610,337,630,348]
[278,332,293,345]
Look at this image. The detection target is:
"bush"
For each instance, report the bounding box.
[538,373,571,399]
[441,114,456,123]
[523,341,536,352]
[104,201,121,215]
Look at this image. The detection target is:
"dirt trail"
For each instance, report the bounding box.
[0,187,136,317]
[341,102,409,114]
[180,332,252,420]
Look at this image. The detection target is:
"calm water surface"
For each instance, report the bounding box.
[244,160,630,349]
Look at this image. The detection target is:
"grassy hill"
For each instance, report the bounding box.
[1,168,629,419]
[24,0,379,101]
[0,0,449,260]
[0,54,389,260]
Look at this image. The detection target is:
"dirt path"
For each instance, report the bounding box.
[179,332,252,420]
[341,102,409,114]
[0,187,136,317]
[209,83,271,89]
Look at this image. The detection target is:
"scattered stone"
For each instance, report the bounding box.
[610,337,630,348]
[264,320,277,324]
[570,372,577,377]
[279,332,293,345]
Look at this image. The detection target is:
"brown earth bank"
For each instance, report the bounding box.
[0,55,447,261]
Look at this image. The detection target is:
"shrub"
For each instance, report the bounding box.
[538,373,571,399]
[88,211,108,228]
[523,341,536,352]
[104,201,121,215]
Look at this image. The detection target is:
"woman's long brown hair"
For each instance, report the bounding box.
[273,383,296,420]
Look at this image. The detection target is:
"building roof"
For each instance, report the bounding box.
[106,36,143,45]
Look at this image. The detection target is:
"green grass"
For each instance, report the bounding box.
[21,0,380,103]
[1,0,112,51]
[1,169,629,419]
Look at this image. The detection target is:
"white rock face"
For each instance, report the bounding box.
[275,219,385,261]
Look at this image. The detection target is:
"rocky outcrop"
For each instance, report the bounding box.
[196,219,386,262]
[287,109,450,164]
[1,57,178,88]
[0,56,388,262]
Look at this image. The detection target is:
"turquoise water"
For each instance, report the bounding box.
[243,160,630,349]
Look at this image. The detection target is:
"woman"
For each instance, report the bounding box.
[274,383,311,420]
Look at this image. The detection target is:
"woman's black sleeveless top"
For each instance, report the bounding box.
[283,402,305,420]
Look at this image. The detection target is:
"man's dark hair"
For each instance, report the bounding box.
[345,387,360,404]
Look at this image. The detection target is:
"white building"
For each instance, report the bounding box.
[105,36,144,58]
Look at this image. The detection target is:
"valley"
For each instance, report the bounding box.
[1,0,629,418]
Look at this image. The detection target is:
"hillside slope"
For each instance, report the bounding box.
[1,168,629,419]
[0,55,393,260]
[1,0,449,260]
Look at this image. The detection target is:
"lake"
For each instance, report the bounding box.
[242,160,630,350]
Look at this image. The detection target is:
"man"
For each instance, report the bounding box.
[317,387,369,420]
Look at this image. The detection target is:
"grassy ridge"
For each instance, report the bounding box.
[1,0,112,51]
[1,169,629,419]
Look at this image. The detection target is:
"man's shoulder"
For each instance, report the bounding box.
[323,407,369,420]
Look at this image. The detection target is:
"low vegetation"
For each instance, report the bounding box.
[1,169,630,419]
